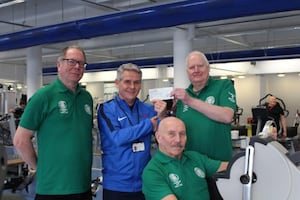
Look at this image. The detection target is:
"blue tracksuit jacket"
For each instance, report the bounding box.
[97,95,156,192]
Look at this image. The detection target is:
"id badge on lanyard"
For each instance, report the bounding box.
[132,142,145,152]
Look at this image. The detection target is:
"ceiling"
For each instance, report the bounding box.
[1,0,300,81]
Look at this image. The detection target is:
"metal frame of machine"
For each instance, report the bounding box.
[216,136,300,200]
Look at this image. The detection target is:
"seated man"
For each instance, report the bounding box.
[142,117,228,200]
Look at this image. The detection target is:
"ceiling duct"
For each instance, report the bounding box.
[1,0,300,51]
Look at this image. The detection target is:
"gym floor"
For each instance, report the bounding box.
[2,153,103,200]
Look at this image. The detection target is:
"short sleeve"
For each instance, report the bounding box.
[187,151,221,178]
[219,79,236,110]
[19,92,47,131]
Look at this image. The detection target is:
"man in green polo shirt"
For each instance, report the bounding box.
[171,51,236,200]
[13,45,94,200]
[142,117,228,200]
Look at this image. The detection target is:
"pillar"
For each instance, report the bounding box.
[26,46,42,99]
[173,25,193,88]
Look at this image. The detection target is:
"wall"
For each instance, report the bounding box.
[0,64,26,83]
[234,75,261,125]
[266,73,300,126]
[234,73,300,126]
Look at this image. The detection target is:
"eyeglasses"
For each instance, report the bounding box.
[62,58,87,69]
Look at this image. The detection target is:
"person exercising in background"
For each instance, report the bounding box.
[10,99,26,119]
[265,95,287,137]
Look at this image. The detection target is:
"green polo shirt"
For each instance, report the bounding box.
[176,77,236,161]
[142,150,221,200]
[19,78,93,195]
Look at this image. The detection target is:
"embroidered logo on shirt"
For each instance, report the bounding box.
[169,173,183,188]
[228,92,236,103]
[182,105,189,113]
[84,104,92,115]
[194,167,205,178]
[58,101,68,114]
[118,116,127,121]
[205,96,215,104]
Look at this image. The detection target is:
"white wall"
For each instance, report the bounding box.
[266,73,300,126]
[234,73,300,126]
[0,64,26,83]
[234,75,261,125]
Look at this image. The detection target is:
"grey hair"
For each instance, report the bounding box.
[116,63,142,80]
[57,45,87,61]
[185,51,209,67]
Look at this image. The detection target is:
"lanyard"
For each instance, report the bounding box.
[115,97,140,126]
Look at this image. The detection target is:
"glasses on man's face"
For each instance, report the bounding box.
[62,58,87,69]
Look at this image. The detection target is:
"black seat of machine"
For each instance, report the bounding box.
[251,106,269,135]
[287,126,298,138]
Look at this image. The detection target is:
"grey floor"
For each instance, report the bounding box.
[2,126,103,200]
[2,154,103,200]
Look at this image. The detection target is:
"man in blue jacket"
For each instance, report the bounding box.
[97,63,166,200]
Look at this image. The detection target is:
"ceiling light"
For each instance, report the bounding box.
[238,75,246,79]
[0,0,25,9]
[16,84,22,89]
[277,73,285,77]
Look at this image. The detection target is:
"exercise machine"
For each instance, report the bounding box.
[216,136,300,200]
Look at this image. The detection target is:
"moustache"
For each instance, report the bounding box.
[172,144,184,148]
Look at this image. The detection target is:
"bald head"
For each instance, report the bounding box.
[157,117,184,132]
[268,95,277,107]
[156,117,186,159]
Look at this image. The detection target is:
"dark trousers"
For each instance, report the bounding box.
[35,190,92,200]
[103,188,145,200]
[207,177,223,200]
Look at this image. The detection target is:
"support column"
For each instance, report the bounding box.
[157,65,170,88]
[26,46,42,99]
[173,25,193,88]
